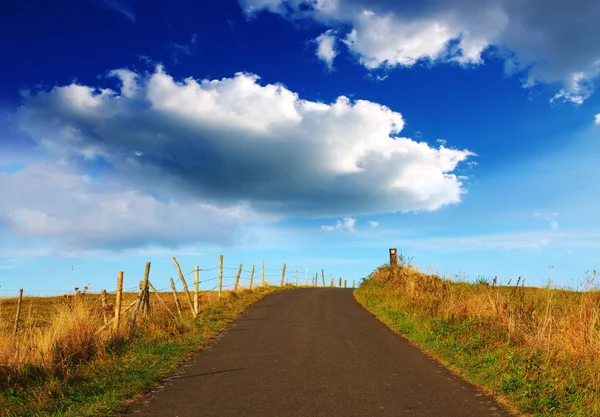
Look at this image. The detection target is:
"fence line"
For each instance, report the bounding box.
[2,255,356,323]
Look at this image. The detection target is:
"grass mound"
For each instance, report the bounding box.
[354,262,600,416]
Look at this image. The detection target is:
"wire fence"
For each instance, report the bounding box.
[0,256,351,298]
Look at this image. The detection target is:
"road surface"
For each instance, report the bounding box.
[125,288,512,417]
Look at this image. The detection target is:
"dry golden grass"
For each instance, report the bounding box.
[356,263,600,415]
[0,287,260,376]
[365,264,600,361]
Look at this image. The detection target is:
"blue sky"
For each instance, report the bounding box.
[1,0,600,296]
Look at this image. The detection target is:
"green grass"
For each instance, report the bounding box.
[0,286,282,416]
[354,264,600,417]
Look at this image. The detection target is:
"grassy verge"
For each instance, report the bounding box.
[354,263,600,417]
[0,286,282,416]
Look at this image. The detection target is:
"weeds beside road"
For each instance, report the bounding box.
[354,262,600,417]
[0,286,282,416]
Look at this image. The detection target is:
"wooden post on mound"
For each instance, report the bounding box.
[261,261,265,287]
[194,265,200,316]
[280,263,286,287]
[249,265,255,290]
[12,289,23,337]
[219,255,224,297]
[339,277,342,287]
[114,271,124,332]
[314,273,318,287]
[344,279,347,288]
[170,278,183,320]
[172,257,196,317]
[101,289,109,326]
[390,248,398,270]
[352,280,355,288]
[321,269,325,287]
[234,264,243,293]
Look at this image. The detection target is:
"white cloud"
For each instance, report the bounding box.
[168,34,198,64]
[16,65,473,222]
[533,212,559,230]
[239,0,600,102]
[0,161,262,252]
[368,221,379,228]
[315,30,338,70]
[100,0,135,22]
[335,229,600,252]
[321,217,357,232]
[595,113,600,125]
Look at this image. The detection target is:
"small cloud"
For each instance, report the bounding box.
[595,113,600,125]
[168,34,198,64]
[315,30,338,71]
[467,161,479,168]
[437,138,447,146]
[368,221,379,228]
[321,217,356,232]
[534,212,559,230]
[100,0,135,22]
[414,131,423,139]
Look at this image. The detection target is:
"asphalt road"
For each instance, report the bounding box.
[125,289,513,417]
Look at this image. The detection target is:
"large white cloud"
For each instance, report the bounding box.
[0,161,259,251]
[239,0,600,103]
[7,65,472,249]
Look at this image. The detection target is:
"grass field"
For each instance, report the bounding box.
[0,285,283,416]
[354,260,600,417]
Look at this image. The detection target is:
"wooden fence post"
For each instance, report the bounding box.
[305,268,308,286]
[101,289,108,326]
[142,262,151,316]
[234,263,243,292]
[138,280,146,315]
[314,273,317,287]
[339,277,342,287]
[261,261,265,287]
[114,271,124,332]
[12,289,23,337]
[344,280,347,288]
[321,269,325,287]
[219,255,224,298]
[352,280,355,288]
[170,278,183,320]
[172,257,196,317]
[144,281,150,315]
[280,263,286,287]
[194,265,199,316]
[130,262,151,330]
[249,265,255,290]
